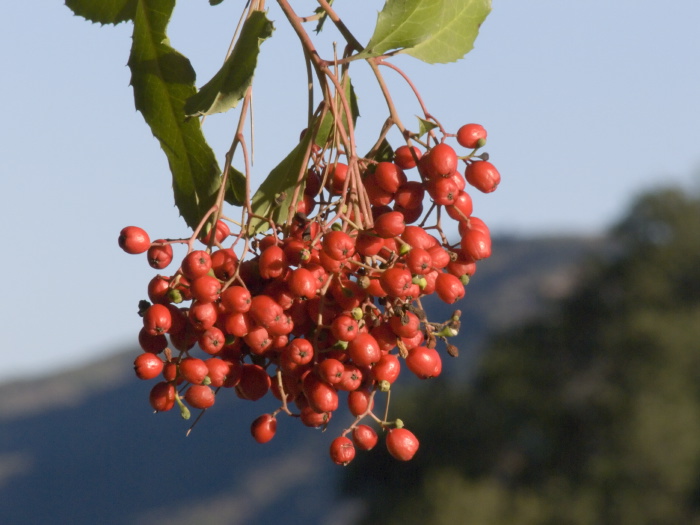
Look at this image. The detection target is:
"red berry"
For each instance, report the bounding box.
[401,226,436,250]
[328,163,349,194]
[465,160,501,193]
[426,175,459,206]
[459,216,490,237]
[143,304,172,336]
[190,275,222,304]
[188,301,218,331]
[181,250,212,280]
[372,353,401,384]
[236,364,271,401]
[147,241,174,269]
[283,337,314,365]
[316,358,345,385]
[347,388,374,416]
[288,268,317,299]
[395,203,422,226]
[394,181,425,210]
[259,234,278,252]
[259,244,288,279]
[329,436,356,465]
[386,427,420,461]
[352,425,378,451]
[374,162,407,193]
[330,314,359,342]
[405,247,433,275]
[300,406,332,428]
[162,362,178,383]
[199,219,230,245]
[119,226,151,254]
[322,230,356,261]
[249,295,284,327]
[147,275,171,304]
[461,228,492,261]
[394,145,422,170]
[305,168,322,196]
[356,232,384,257]
[297,195,317,215]
[178,357,209,385]
[303,373,339,413]
[389,311,421,338]
[221,286,252,313]
[184,384,216,409]
[223,311,252,337]
[449,170,467,191]
[402,330,425,351]
[205,358,239,388]
[138,327,168,354]
[456,123,487,149]
[427,245,450,270]
[379,267,413,298]
[364,173,395,207]
[149,381,176,412]
[210,248,238,280]
[421,143,458,179]
[371,323,398,353]
[133,353,164,380]
[347,333,381,367]
[331,278,367,311]
[199,327,226,355]
[337,364,363,392]
[244,325,273,356]
[406,346,442,379]
[373,211,406,238]
[251,414,277,444]
[435,272,466,304]
[447,255,477,279]
[446,191,474,223]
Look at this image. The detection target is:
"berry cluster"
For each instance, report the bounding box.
[120,123,500,465]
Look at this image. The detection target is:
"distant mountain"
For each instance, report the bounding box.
[0,235,605,525]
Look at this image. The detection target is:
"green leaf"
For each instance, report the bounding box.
[247,132,313,235]
[185,11,274,117]
[209,0,225,5]
[416,117,438,137]
[129,0,221,228]
[224,166,247,207]
[314,0,334,34]
[366,138,394,163]
[313,75,359,150]
[359,0,491,64]
[65,0,137,25]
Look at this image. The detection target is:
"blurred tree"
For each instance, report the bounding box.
[342,187,700,525]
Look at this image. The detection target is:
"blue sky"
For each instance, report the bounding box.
[1,1,699,382]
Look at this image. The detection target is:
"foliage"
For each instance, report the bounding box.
[342,186,700,524]
[184,11,275,118]
[358,0,491,63]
